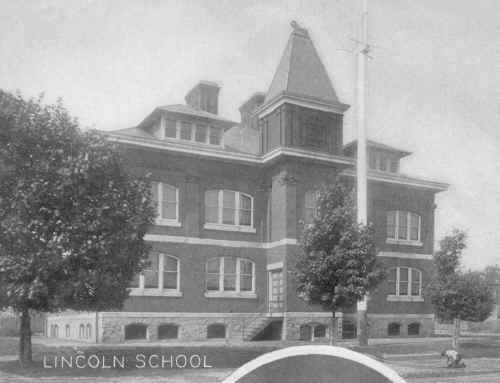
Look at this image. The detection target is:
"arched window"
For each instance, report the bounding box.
[408,322,420,336]
[53,324,59,337]
[388,267,422,297]
[299,324,312,341]
[207,323,226,339]
[304,190,319,226]
[152,182,179,225]
[79,324,85,338]
[388,322,401,336]
[206,257,255,293]
[386,210,421,243]
[342,320,357,339]
[86,324,92,339]
[204,190,254,228]
[313,324,326,338]
[158,324,179,340]
[124,323,148,340]
[65,324,71,338]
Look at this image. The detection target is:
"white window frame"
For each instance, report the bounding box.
[129,254,182,297]
[153,182,181,227]
[387,266,423,302]
[159,115,224,147]
[386,210,422,246]
[204,257,257,298]
[304,190,320,226]
[203,189,256,233]
[369,151,398,173]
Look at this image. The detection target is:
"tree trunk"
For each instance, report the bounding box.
[330,313,337,345]
[19,308,32,365]
[357,308,368,346]
[452,318,461,351]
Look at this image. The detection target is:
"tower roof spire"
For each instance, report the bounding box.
[263,21,344,111]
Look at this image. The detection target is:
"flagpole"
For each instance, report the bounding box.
[356,0,369,347]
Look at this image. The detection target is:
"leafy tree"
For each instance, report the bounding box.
[294,182,386,344]
[0,91,155,363]
[426,230,494,350]
[484,264,500,285]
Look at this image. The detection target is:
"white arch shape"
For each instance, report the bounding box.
[222,345,407,383]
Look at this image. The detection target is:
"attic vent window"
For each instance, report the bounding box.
[160,118,223,147]
[369,151,399,173]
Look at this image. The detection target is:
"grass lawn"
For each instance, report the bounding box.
[1,335,500,382]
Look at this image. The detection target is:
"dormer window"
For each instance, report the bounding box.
[369,151,399,173]
[160,117,223,146]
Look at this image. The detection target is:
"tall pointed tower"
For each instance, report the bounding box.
[258,21,349,155]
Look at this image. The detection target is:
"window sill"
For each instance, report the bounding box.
[387,295,424,302]
[161,135,223,148]
[204,291,257,299]
[386,239,422,247]
[155,219,182,227]
[203,223,256,233]
[129,289,183,297]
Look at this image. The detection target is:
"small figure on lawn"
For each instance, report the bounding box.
[441,349,466,368]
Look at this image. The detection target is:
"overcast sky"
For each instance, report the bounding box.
[1,0,499,269]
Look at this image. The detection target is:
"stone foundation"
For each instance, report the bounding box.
[367,314,434,337]
[45,311,97,343]
[45,311,435,343]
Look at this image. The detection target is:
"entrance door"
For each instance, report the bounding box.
[268,269,284,313]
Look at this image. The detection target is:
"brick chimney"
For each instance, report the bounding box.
[185,81,220,115]
[239,92,265,129]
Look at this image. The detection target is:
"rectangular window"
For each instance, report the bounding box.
[239,194,252,226]
[165,119,177,138]
[222,190,236,225]
[205,190,219,223]
[206,258,220,291]
[240,260,253,291]
[398,212,408,240]
[379,155,388,172]
[204,190,254,228]
[152,182,179,223]
[223,258,237,291]
[163,256,178,290]
[195,124,207,143]
[411,269,421,296]
[390,159,398,172]
[387,210,397,239]
[399,267,409,296]
[209,127,222,145]
[388,267,397,295]
[387,210,421,243]
[205,257,255,293]
[410,213,420,241]
[180,122,192,140]
[161,184,178,220]
[304,190,319,225]
[144,254,159,288]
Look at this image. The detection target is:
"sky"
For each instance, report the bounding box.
[1,0,499,269]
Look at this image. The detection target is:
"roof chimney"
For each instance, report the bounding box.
[185,81,220,115]
[239,92,266,129]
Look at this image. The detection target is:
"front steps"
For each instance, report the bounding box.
[243,316,275,341]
